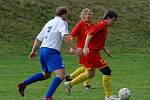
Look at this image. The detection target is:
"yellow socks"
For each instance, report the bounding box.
[103,75,112,96]
[69,65,91,86]
[70,65,85,79]
[70,71,88,86]
[83,79,90,86]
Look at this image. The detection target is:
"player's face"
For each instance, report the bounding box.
[83,12,93,23]
[62,14,67,21]
[107,17,117,26]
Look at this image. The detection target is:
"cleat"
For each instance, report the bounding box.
[83,85,92,90]
[65,74,72,81]
[105,95,120,100]
[64,82,71,95]
[44,96,53,100]
[17,82,26,96]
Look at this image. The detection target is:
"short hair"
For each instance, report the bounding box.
[103,10,117,20]
[56,6,67,16]
[80,8,93,19]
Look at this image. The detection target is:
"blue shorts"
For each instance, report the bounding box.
[39,47,64,72]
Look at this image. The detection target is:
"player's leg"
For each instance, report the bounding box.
[18,72,51,97]
[83,79,91,89]
[78,66,91,90]
[100,66,119,100]
[18,52,51,97]
[25,72,51,85]
[44,68,64,100]
[17,72,51,97]
[100,66,112,97]
[65,64,92,89]
[64,68,95,95]
[70,68,95,86]
[66,64,85,81]
[44,48,64,100]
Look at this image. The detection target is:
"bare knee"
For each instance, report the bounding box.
[57,75,65,80]
[42,72,51,78]
[55,68,65,80]
[88,73,95,78]
[86,69,95,78]
[56,74,65,80]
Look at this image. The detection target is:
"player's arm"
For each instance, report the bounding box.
[63,34,82,55]
[31,38,42,53]
[102,47,112,57]
[29,38,42,60]
[68,36,76,54]
[83,34,92,55]
[68,22,81,54]
[29,27,44,60]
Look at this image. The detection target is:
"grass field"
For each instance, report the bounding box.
[0,53,149,100]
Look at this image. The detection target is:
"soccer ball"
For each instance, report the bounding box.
[118,88,131,100]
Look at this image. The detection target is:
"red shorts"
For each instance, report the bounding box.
[83,50,108,69]
[79,55,86,65]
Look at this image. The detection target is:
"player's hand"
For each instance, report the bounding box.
[83,47,89,55]
[29,51,37,60]
[67,48,75,55]
[74,48,82,55]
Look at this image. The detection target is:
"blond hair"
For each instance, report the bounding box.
[80,8,93,18]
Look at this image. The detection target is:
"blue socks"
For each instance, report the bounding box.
[45,77,62,97]
[23,73,62,97]
[24,72,46,86]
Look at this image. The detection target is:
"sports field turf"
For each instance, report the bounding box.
[0,53,149,100]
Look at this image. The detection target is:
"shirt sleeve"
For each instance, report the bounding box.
[59,21,69,37]
[36,27,45,41]
[88,22,105,36]
[70,22,81,37]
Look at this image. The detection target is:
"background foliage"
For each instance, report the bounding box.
[0,0,150,56]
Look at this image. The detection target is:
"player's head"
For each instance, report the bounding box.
[56,6,68,20]
[103,10,117,26]
[80,8,93,23]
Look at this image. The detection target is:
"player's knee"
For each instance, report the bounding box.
[56,75,65,80]
[42,72,51,78]
[87,72,95,78]
[88,74,94,78]
[85,69,95,78]
[99,66,111,75]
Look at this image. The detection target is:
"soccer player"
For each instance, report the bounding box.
[17,6,81,100]
[65,8,95,89]
[64,10,118,100]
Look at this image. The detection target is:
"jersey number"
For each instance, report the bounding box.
[45,26,52,39]
[47,26,52,33]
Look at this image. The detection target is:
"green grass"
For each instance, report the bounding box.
[0,53,149,100]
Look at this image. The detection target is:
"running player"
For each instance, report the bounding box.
[17,6,81,100]
[64,10,118,100]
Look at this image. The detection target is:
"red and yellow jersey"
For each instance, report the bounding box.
[88,20,108,50]
[70,20,95,48]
